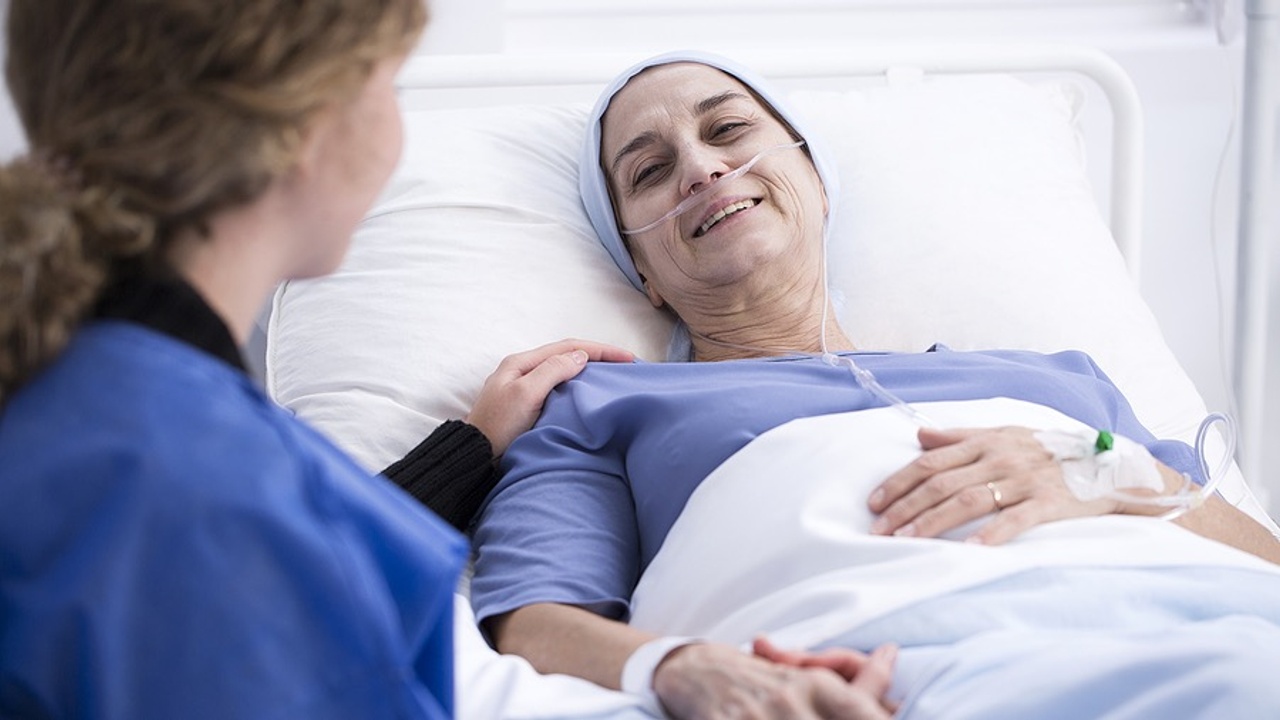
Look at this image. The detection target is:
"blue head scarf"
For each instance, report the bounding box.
[579,50,842,295]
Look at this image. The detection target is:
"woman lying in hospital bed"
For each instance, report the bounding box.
[465,52,1280,719]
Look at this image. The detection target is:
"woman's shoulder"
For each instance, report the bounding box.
[920,345,1103,373]
[548,356,801,411]
[563,349,1106,388]
[573,354,828,381]
[1,323,310,518]
[1,320,457,580]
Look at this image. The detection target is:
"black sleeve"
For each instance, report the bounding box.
[382,419,499,532]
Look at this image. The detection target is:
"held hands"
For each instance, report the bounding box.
[752,638,896,688]
[465,339,633,455]
[652,640,897,720]
[868,426,1128,545]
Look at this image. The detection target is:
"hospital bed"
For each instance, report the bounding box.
[263,46,1280,719]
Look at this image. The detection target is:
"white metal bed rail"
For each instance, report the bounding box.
[1234,0,1278,491]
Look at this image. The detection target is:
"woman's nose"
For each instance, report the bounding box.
[680,147,732,197]
[686,171,723,197]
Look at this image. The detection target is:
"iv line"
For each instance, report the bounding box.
[805,190,1227,515]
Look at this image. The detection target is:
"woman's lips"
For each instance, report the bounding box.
[694,198,760,237]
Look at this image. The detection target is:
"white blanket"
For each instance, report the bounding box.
[628,398,1280,650]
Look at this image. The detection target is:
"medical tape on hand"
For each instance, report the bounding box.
[621,636,702,715]
[1034,428,1164,501]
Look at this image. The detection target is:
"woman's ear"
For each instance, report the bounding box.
[642,279,665,309]
[631,250,665,308]
[286,105,338,189]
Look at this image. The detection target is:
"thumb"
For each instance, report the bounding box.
[917,426,974,450]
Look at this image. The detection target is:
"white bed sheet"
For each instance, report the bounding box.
[630,398,1280,647]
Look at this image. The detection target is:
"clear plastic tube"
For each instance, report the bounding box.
[1086,412,1233,519]
[821,352,937,428]
[810,186,935,428]
[1158,412,1233,520]
[620,141,806,237]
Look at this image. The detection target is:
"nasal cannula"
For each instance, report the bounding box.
[623,140,1230,518]
[620,140,806,236]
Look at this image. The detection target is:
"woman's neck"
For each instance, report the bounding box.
[166,195,292,346]
[689,310,854,361]
[682,273,856,361]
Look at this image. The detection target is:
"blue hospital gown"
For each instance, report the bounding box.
[0,322,466,719]
[470,347,1201,624]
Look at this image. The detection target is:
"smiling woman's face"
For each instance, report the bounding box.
[600,62,827,311]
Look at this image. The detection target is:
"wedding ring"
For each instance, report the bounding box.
[986,481,1005,510]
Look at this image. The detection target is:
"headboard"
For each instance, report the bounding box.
[394,44,1143,275]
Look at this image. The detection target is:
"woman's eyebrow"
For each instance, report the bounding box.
[611,130,659,177]
[696,91,749,115]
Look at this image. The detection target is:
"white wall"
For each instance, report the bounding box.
[0,18,23,161]
[416,0,502,54]
[0,0,505,160]
[1265,46,1280,520]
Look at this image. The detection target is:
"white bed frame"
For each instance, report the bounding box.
[1234,0,1279,490]
[398,44,1146,281]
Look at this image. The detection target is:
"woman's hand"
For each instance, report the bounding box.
[654,641,897,720]
[465,339,633,455]
[868,426,1121,545]
[752,637,896,687]
[494,604,896,720]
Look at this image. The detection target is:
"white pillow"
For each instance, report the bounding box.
[266,73,1274,530]
[802,76,1207,440]
[268,103,672,472]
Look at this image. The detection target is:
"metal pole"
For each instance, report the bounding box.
[1235,0,1279,485]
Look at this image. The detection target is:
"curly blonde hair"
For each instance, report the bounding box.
[0,0,427,403]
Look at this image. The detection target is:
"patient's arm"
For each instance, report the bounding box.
[491,603,895,719]
[1157,486,1280,564]
[870,426,1280,564]
[489,603,650,691]
[383,339,633,531]
[466,339,634,455]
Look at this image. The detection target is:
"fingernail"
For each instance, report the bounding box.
[870,517,889,535]
[570,350,588,364]
[965,535,985,545]
[868,488,885,510]
[893,523,916,538]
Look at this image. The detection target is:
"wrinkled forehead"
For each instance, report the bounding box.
[600,62,781,153]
